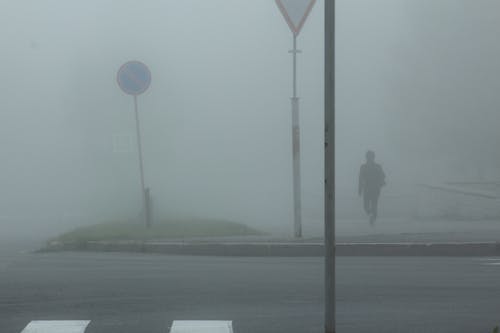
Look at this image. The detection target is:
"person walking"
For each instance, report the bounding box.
[358,150,386,225]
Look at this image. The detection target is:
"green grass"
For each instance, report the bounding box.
[52,219,264,243]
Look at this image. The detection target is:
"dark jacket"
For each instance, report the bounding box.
[359,162,385,195]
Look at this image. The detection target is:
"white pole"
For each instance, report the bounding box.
[133,95,150,227]
[325,0,336,332]
[291,34,302,238]
[293,34,298,98]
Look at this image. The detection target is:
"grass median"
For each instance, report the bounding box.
[51,219,264,244]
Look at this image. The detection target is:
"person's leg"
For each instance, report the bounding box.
[363,193,370,215]
[367,195,375,225]
[372,193,380,220]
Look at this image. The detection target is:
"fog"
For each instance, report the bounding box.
[1,0,500,240]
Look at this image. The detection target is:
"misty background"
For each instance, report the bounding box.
[1,0,500,240]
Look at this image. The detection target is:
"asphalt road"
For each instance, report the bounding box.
[1,250,500,333]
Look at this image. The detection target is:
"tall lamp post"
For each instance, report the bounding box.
[325,0,336,332]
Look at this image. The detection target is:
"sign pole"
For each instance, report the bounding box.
[133,95,150,228]
[293,34,298,98]
[325,1,336,332]
[276,0,316,238]
[291,33,302,239]
[117,60,152,228]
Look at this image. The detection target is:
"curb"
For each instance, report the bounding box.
[40,241,500,257]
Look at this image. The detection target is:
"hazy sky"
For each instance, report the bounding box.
[1,0,500,237]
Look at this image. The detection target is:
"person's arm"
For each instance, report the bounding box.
[380,165,386,186]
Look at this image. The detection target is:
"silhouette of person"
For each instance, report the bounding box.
[358,150,386,224]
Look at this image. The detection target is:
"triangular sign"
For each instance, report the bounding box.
[276,0,316,36]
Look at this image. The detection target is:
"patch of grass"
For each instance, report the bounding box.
[51,219,264,243]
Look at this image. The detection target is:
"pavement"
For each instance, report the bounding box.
[42,218,500,256]
[2,252,500,333]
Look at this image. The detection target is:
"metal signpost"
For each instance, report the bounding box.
[117,60,152,228]
[325,1,336,332]
[276,0,316,239]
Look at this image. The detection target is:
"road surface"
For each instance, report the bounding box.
[1,250,500,332]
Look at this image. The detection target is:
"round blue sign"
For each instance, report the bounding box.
[117,61,151,95]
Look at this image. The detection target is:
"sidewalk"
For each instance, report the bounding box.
[42,218,500,257]
[334,217,500,242]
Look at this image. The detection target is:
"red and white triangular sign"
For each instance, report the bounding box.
[276,0,316,36]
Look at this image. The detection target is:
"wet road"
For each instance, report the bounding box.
[1,249,500,333]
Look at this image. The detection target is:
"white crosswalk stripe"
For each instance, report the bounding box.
[20,321,90,333]
[169,321,234,333]
[19,319,235,332]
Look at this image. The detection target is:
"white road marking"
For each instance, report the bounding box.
[478,258,500,266]
[21,320,90,333]
[477,258,500,261]
[170,320,233,333]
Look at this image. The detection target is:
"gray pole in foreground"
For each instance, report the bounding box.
[133,95,150,228]
[325,0,336,332]
[291,34,302,238]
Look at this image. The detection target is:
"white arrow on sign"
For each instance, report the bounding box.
[275,0,316,36]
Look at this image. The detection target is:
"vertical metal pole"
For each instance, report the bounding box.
[291,34,302,238]
[293,35,298,98]
[133,95,150,227]
[325,1,336,332]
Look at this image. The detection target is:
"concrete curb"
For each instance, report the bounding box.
[40,240,500,257]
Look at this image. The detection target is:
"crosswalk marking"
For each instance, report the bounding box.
[170,321,233,333]
[19,319,235,332]
[21,321,90,333]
